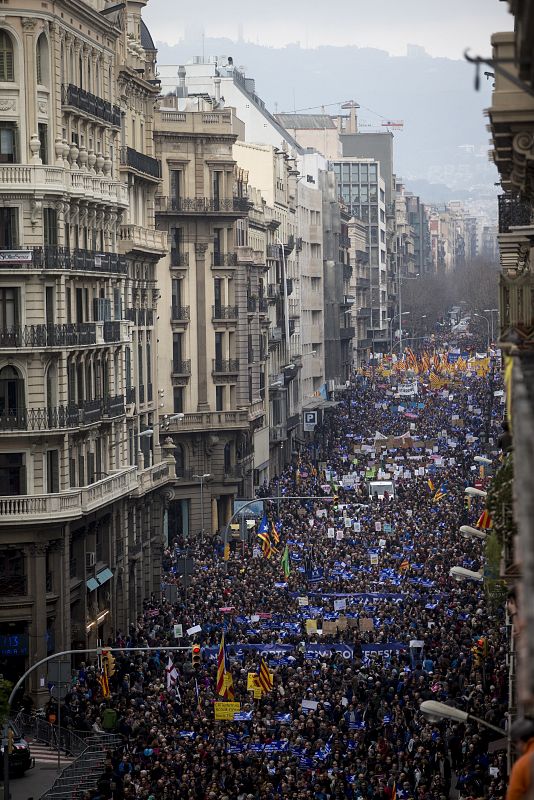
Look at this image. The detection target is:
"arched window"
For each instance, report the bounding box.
[0,30,14,82]
[36,33,49,86]
[0,364,24,424]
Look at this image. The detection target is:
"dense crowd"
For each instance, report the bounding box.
[55,347,509,800]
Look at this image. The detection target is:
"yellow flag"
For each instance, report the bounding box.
[504,354,513,432]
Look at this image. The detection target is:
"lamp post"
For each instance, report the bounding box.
[474,313,490,352]
[460,525,489,541]
[389,312,410,353]
[420,700,507,737]
[484,308,498,346]
[193,473,210,543]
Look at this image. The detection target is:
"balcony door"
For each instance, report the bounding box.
[0,365,24,423]
[0,452,25,495]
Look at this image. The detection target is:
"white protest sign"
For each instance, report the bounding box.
[334,599,347,612]
[173,624,183,638]
[336,531,344,541]
[187,624,202,636]
[298,596,309,607]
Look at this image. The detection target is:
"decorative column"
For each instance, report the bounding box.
[195,242,210,411]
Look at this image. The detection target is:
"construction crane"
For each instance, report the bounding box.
[282,99,404,132]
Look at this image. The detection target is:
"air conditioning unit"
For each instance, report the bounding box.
[86,552,96,569]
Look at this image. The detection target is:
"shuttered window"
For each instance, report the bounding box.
[0,31,14,82]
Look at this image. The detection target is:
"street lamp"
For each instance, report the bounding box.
[484,308,498,345]
[450,566,484,582]
[420,701,507,736]
[474,313,490,352]
[389,312,410,353]
[465,486,488,498]
[460,525,488,541]
[193,473,210,542]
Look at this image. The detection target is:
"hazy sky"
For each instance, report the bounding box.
[144,0,513,60]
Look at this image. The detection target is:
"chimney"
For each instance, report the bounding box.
[214,77,221,103]
[177,65,187,98]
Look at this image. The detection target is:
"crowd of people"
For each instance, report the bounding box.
[55,344,510,800]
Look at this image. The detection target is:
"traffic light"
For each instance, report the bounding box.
[471,637,487,668]
[192,643,201,669]
[102,650,116,677]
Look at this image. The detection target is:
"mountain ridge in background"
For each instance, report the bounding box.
[155,36,498,210]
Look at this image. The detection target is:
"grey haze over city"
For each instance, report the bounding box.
[146,0,513,212]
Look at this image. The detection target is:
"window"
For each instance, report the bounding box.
[46,449,59,493]
[36,33,49,86]
[43,207,57,246]
[0,123,17,163]
[173,387,183,413]
[0,453,25,496]
[0,287,19,329]
[172,332,183,371]
[215,385,224,411]
[170,170,182,200]
[0,31,14,82]
[0,365,24,421]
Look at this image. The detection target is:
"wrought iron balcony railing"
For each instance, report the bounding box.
[172,359,192,375]
[498,193,532,233]
[156,196,249,214]
[212,359,239,373]
[212,252,238,267]
[0,323,96,348]
[120,146,161,179]
[212,305,238,320]
[61,83,121,126]
[171,305,191,321]
[0,246,127,274]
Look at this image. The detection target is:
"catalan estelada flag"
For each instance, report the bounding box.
[258,658,273,694]
[99,669,110,699]
[476,510,492,530]
[216,632,230,698]
[271,520,280,545]
[433,484,448,502]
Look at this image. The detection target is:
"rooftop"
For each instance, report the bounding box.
[275,113,337,130]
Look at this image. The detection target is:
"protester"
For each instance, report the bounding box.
[58,346,508,800]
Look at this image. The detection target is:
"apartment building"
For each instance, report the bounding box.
[0,0,170,698]
[153,95,268,537]
[487,4,534,716]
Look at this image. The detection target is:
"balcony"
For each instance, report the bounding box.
[356,307,372,320]
[61,83,121,126]
[498,193,532,233]
[103,394,125,418]
[172,359,192,376]
[170,250,189,267]
[270,422,288,443]
[0,466,138,525]
[119,224,167,255]
[212,358,239,375]
[340,235,351,250]
[212,305,238,322]
[223,465,244,484]
[171,305,190,322]
[269,327,282,346]
[356,276,370,289]
[102,321,121,343]
[155,196,249,215]
[236,246,255,264]
[133,461,170,496]
[126,386,135,405]
[119,146,161,180]
[248,399,265,421]
[1,396,119,429]
[0,575,27,596]
[267,244,280,259]
[267,284,280,301]
[125,308,154,326]
[0,322,96,349]
[0,164,128,207]
[0,246,127,275]
[258,297,268,314]
[340,326,356,340]
[212,252,238,268]
[357,337,372,349]
[343,264,353,282]
[165,410,250,434]
[247,296,257,313]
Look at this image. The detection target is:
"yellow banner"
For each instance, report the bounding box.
[214,702,241,720]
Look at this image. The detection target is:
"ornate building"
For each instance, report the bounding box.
[0,0,169,700]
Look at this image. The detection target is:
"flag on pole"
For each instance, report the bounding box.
[281,545,291,578]
[258,658,273,694]
[99,670,110,699]
[399,559,410,574]
[166,656,178,692]
[476,509,492,530]
[427,478,435,492]
[433,484,448,502]
[271,520,280,545]
[216,632,227,697]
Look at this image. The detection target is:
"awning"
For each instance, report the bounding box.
[302,399,340,410]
